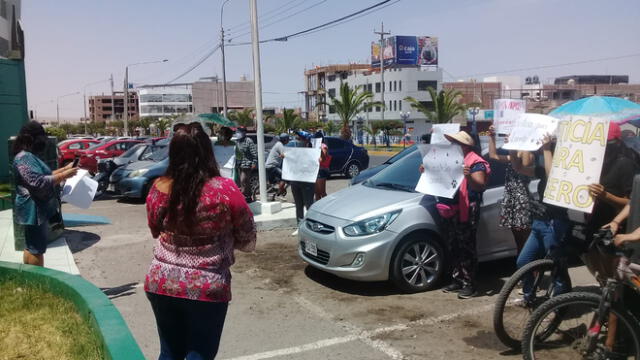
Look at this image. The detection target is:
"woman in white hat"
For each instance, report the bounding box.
[425,130,490,299]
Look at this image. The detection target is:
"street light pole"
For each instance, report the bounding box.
[221,0,231,118]
[374,22,390,122]
[124,59,168,136]
[249,0,267,204]
[400,111,410,148]
[56,92,80,125]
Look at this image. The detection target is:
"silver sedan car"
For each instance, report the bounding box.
[298,148,527,293]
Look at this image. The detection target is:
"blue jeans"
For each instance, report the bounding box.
[146,292,228,360]
[516,218,571,302]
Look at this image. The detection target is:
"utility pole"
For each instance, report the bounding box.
[221,0,231,118]
[249,0,268,204]
[374,22,390,122]
[124,67,129,136]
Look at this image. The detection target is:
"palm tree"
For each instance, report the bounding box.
[405,88,466,124]
[155,118,172,136]
[324,121,339,136]
[228,108,254,128]
[361,124,379,148]
[274,108,302,134]
[319,82,380,141]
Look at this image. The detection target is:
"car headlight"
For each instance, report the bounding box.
[129,168,149,178]
[343,210,401,237]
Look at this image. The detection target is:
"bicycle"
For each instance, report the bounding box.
[521,229,640,359]
[493,224,586,350]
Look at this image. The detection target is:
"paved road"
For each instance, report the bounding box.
[62,167,597,359]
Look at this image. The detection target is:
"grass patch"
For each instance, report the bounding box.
[0,280,104,360]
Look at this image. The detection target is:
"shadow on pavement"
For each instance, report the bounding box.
[303,266,404,296]
[101,282,139,300]
[64,229,101,253]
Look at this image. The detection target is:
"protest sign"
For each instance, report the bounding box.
[430,123,460,144]
[543,117,609,213]
[311,138,322,149]
[214,145,236,178]
[282,147,321,183]
[61,169,98,209]
[494,99,526,134]
[415,144,464,199]
[502,113,559,151]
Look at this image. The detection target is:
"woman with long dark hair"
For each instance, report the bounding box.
[12,121,77,266]
[144,120,256,359]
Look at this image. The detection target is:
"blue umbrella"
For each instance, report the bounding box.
[548,96,640,127]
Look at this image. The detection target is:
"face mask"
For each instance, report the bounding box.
[236,131,246,139]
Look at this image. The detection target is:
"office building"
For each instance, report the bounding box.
[192,76,255,114]
[88,92,138,123]
[137,83,193,118]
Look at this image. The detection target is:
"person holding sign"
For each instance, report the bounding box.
[431,131,490,299]
[584,123,637,243]
[488,125,534,253]
[514,134,572,306]
[12,121,79,266]
[286,131,318,226]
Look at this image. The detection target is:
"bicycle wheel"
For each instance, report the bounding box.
[522,292,640,360]
[493,259,555,349]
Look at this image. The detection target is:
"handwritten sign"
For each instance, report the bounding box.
[310,138,322,149]
[494,99,526,134]
[430,123,460,144]
[282,147,321,183]
[543,117,609,213]
[415,144,464,199]
[502,113,559,151]
[214,145,236,179]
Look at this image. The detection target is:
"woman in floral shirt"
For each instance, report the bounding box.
[145,120,256,359]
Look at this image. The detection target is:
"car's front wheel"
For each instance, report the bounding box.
[390,235,445,293]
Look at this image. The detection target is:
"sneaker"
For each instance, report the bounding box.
[457,286,477,299]
[292,229,299,236]
[442,282,463,293]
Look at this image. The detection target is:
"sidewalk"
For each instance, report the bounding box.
[0,210,80,275]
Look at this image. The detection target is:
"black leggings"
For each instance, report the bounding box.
[290,181,315,223]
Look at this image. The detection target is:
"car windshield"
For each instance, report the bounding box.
[385,145,417,164]
[120,143,145,158]
[141,146,169,161]
[363,151,422,192]
[87,140,109,150]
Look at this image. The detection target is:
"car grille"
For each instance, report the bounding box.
[305,219,335,234]
[300,241,330,265]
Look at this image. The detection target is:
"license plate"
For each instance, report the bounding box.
[107,184,116,192]
[305,241,318,257]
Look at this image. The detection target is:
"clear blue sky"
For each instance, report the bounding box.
[23,0,640,121]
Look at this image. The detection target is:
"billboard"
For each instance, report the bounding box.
[371,36,438,67]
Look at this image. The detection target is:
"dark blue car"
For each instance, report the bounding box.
[351,144,418,185]
[287,136,369,178]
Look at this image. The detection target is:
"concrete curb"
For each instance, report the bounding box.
[367,150,400,156]
[0,261,144,360]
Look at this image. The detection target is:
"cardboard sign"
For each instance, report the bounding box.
[61,169,98,209]
[415,144,464,199]
[494,99,526,134]
[543,117,609,213]
[282,147,321,183]
[502,113,559,151]
[214,145,236,179]
[430,123,460,144]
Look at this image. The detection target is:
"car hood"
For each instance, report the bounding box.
[310,183,421,221]
[123,160,155,171]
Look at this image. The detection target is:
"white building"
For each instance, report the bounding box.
[0,0,21,59]
[137,83,193,118]
[304,64,443,137]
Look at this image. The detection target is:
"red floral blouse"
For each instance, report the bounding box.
[144,177,256,302]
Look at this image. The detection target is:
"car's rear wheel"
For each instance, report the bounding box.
[390,235,445,293]
[344,161,361,178]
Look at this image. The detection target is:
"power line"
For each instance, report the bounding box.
[226,0,303,32]
[452,52,640,79]
[228,0,398,46]
[166,43,222,84]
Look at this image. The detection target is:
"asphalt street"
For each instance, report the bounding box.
[61,154,597,359]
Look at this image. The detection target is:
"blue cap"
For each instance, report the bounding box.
[295,130,312,140]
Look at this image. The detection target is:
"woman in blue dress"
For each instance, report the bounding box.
[12,121,77,266]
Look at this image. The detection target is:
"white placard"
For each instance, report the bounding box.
[61,169,98,209]
[494,99,526,134]
[430,123,460,144]
[310,138,322,149]
[282,147,321,183]
[502,113,559,151]
[415,144,464,199]
[214,145,236,179]
[543,116,609,213]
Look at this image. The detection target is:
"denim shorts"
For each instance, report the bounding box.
[24,222,48,255]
